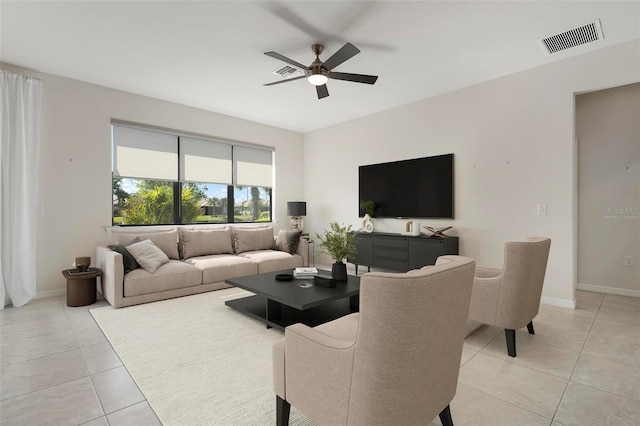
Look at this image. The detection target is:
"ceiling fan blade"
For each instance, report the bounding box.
[264,51,309,70]
[316,84,329,99]
[263,75,306,86]
[321,42,360,71]
[330,72,378,84]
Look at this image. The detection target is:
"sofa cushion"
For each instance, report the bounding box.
[113,229,180,260]
[238,250,303,274]
[274,230,302,254]
[180,228,234,259]
[125,239,170,274]
[233,227,275,254]
[123,260,202,297]
[184,254,258,284]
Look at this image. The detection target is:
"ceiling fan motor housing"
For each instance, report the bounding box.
[309,45,329,80]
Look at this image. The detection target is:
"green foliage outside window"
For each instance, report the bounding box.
[113,179,271,225]
[118,181,202,225]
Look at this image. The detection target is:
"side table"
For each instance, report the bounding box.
[61,268,102,307]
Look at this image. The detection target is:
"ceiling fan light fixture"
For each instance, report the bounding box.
[307,72,328,86]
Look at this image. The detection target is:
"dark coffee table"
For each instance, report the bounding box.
[225,270,360,330]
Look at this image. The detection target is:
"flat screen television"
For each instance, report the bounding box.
[359,153,454,219]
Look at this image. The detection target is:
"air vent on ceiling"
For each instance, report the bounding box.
[539,19,604,54]
[272,64,304,77]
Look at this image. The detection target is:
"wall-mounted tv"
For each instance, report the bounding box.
[359,153,454,219]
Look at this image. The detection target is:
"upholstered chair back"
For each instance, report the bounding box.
[346,255,475,424]
[494,237,551,329]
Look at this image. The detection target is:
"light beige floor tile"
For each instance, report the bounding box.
[572,353,640,400]
[596,304,640,327]
[0,298,65,327]
[460,347,477,366]
[80,416,109,426]
[575,290,604,305]
[63,297,110,311]
[583,316,640,367]
[459,353,567,418]
[554,381,640,426]
[73,324,107,348]
[570,304,600,319]
[601,294,640,310]
[106,401,161,426]
[0,312,71,343]
[66,309,100,329]
[0,349,87,400]
[430,384,551,425]
[481,332,580,379]
[81,341,123,374]
[91,365,145,414]
[540,299,596,320]
[537,303,596,323]
[0,329,78,366]
[526,310,593,352]
[462,325,502,352]
[0,377,103,425]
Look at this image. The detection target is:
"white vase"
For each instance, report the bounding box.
[363,214,374,232]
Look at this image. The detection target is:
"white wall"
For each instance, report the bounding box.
[577,83,640,296]
[303,40,640,307]
[0,62,304,297]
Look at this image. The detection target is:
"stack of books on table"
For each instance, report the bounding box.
[293,267,318,279]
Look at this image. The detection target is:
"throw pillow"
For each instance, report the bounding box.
[274,230,302,254]
[113,229,180,260]
[125,239,170,274]
[180,228,234,259]
[108,237,142,274]
[233,227,275,254]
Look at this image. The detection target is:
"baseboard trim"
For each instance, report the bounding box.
[577,283,640,298]
[34,288,66,300]
[541,296,576,309]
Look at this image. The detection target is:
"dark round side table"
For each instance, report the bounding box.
[61,268,102,307]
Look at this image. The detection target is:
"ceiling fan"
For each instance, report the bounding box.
[263,42,378,99]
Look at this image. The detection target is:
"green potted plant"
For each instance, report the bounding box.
[360,199,375,217]
[315,222,356,281]
[359,199,375,232]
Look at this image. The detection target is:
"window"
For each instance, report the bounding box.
[112,124,273,226]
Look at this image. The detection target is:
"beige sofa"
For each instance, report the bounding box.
[96,226,308,308]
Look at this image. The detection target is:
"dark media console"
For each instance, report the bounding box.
[349,232,459,274]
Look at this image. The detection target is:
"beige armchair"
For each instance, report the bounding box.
[468,237,551,357]
[272,255,475,426]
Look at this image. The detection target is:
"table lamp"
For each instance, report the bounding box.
[287,201,306,232]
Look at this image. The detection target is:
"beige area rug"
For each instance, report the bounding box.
[91,289,484,426]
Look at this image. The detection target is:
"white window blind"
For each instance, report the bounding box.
[179,137,232,184]
[113,125,178,180]
[233,146,273,187]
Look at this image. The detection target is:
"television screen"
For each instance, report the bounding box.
[359,153,454,219]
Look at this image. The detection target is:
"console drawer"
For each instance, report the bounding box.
[373,235,408,249]
[374,247,407,260]
[374,257,408,271]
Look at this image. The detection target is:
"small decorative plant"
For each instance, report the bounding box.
[315,222,357,262]
[360,199,375,217]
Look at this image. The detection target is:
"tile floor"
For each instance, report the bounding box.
[1,290,638,425]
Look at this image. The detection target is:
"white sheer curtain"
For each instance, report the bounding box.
[0,70,43,309]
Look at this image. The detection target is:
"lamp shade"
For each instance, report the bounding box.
[287,201,306,216]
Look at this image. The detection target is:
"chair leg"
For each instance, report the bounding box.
[439,405,454,426]
[527,321,535,335]
[505,329,516,357]
[276,396,290,426]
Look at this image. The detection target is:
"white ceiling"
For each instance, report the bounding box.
[1,1,639,133]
